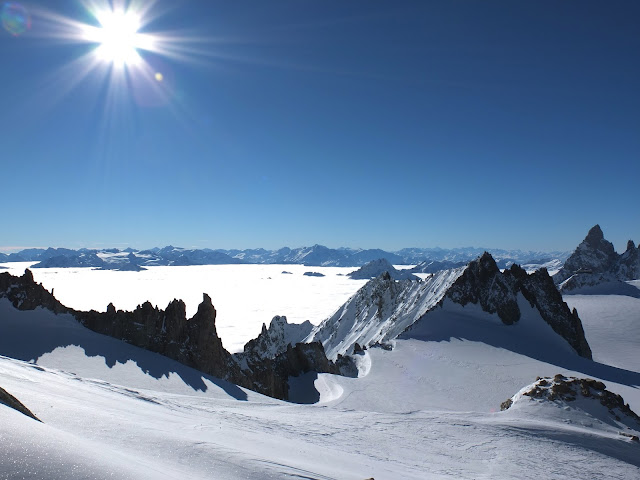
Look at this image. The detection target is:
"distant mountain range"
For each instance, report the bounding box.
[0,244,570,270]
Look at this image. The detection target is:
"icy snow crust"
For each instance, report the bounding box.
[1,264,640,478]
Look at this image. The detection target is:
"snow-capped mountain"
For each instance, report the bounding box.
[347,258,419,280]
[2,244,569,269]
[553,225,640,293]
[308,253,591,361]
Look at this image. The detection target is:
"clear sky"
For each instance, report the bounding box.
[1,0,638,253]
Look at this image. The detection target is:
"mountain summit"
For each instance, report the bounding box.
[553,225,640,293]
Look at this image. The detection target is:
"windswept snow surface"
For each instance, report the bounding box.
[1,297,639,479]
[565,293,640,372]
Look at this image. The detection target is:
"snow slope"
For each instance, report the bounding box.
[1,262,640,479]
[565,293,640,372]
[2,295,639,479]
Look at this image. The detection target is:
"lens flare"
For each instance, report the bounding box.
[1,2,31,36]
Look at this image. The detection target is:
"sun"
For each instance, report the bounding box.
[81,7,151,67]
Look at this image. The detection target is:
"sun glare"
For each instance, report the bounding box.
[82,9,146,66]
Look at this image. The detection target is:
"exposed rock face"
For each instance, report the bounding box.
[0,386,41,422]
[618,240,640,280]
[236,316,314,362]
[348,258,418,280]
[446,252,521,325]
[446,253,592,358]
[76,294,244,384]
[0,270,343,401]
[242,342,348,401]
[553,225,640,291]
[0,270,69,314]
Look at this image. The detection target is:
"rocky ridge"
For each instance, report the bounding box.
[307,267,467,359]
[0,270,344,401]
[309,252,592,360]
[553,225,640,292]
[443,253,592,358]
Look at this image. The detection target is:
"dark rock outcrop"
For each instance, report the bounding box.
[0,270,343,401]
[445,253,592,358]
[0,386,41,422]
[303,271,325,277]
[236,316,314,363]
[0,270,69,314]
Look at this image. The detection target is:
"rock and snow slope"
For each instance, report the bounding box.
[501,375,640,441]
[309,252,591,361]
[307,267,465,359]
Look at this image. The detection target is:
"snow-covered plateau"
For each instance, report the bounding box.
[1,260,639,479]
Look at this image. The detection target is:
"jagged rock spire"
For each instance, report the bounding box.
[553,225,640,288]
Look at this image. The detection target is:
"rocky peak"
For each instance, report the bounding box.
[446,252,519,325]
[553,225,640,290]
[236,315,314,363]
[584,224,605,243]
[445,253,592,358]
[575,224,617,265]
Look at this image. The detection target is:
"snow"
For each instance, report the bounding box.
[565,293,640,372]
[521,258,564,276]
[1,264,639,478]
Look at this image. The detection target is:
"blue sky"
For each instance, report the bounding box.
[1,0,638,253]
